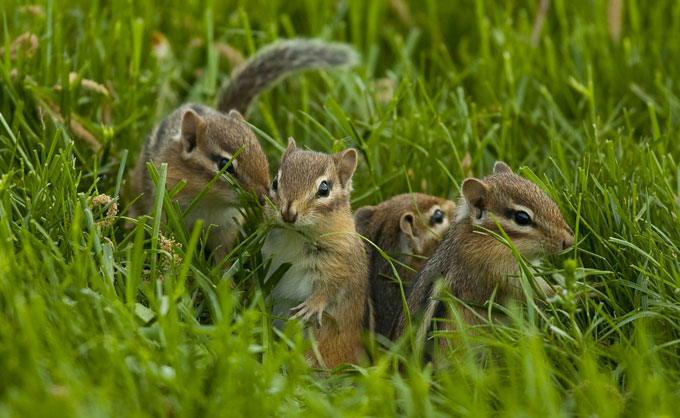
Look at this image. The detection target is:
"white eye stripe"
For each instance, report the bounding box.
[298,176,325,200]
[509,204,534,219]
[310,176,331,199]
[217,153,237,169]
[314,176,327,189]
[229,155,237,169]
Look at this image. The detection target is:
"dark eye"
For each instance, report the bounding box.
[430,209,444,225]
[218,158,235,175]
[272,175,279,191]
[514,210,532,226]
[316,181,329,198]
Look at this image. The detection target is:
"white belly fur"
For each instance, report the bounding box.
[262,228,321,318]
[183,201,243,254]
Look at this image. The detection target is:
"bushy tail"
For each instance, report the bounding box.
[217,39,358,115]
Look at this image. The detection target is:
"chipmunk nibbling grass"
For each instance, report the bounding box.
[129,39,357,260]
[392,162,574,354]
[262,138,368,369]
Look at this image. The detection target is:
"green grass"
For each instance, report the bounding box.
[2,0,680,416]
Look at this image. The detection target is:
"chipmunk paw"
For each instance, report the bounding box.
[291,300,325,328]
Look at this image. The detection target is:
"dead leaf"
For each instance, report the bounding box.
[66,72,110,96]
[530,0,550,47]
[214,42,245,68]
[151,31,171,61]
[19,5,45,16]
[0,32,39,61]
[389,0,414,26]
[608,0,622,43]
[461,152,472,175]
[42,99,101,150]
[376,78,395,105]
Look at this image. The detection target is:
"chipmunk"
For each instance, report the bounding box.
[391,162,574,352]
[261,138,368,369]
[129,39,357,260]
[354,193,456,338]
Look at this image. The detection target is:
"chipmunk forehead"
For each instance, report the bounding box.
[366,194,454,233]
[204,114,260,152]
[210,115,265,153]
[279,149,335,186]
[377,193,450,213]
[484,172,564,220]
[203,114,269,185]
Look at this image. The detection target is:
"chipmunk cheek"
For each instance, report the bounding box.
[541,238,561,254]
[514,237,542,256]
[512,240,531,255]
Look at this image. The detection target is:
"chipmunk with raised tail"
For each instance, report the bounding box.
[354,193,455,338]
[391,162,574,352]
[262,138,368,369]
[129,39,357,260]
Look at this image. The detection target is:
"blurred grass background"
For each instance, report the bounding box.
[1,0,680,416]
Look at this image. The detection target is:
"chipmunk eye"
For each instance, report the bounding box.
[272,175,279,191]
[430,209,444,225]
[316,181,330,198]
[514,210,532,226]
[218,158,235,175]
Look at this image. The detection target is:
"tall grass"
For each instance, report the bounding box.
[1,0,679,416]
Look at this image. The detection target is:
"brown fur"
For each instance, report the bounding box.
[392,162,574,352]
[130,106,269,259]
[129,39,356,260]
[217,39,357,115]
[354,193,455,337]
[262,139,368,368]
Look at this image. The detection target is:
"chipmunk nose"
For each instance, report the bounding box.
[281,210,297,223]
[281,202,298,223]
[562,234,574,250]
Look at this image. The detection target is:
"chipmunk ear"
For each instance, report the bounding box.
[333,148,358,188]
[399,212,416,238]
[181,109,206,154]
[462,178,489,217]
[228,109,245,120]
[282,137,296,161]
[493,161,513,174]
[354,206,376,230]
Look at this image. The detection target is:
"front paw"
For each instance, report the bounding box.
[291,300,325,328]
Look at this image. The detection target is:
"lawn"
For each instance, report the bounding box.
[2,0,680,416]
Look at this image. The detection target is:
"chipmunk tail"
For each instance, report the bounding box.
[217,38,358,116]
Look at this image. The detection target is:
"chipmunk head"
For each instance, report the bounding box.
[269,138,357,228]
[457,161,574,259]
[175,108,270,204]
[355,193,456,270]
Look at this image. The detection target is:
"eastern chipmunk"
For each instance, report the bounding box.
[129,39,357,260]
[392,162,574,349]
[354,193,455,338]
[262,138,369,369]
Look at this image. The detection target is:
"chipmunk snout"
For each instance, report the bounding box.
[282,210,297,223]
[281,203,298,223]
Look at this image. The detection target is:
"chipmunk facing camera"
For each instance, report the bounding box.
[354,193,455,338]
[262,138,368,369]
